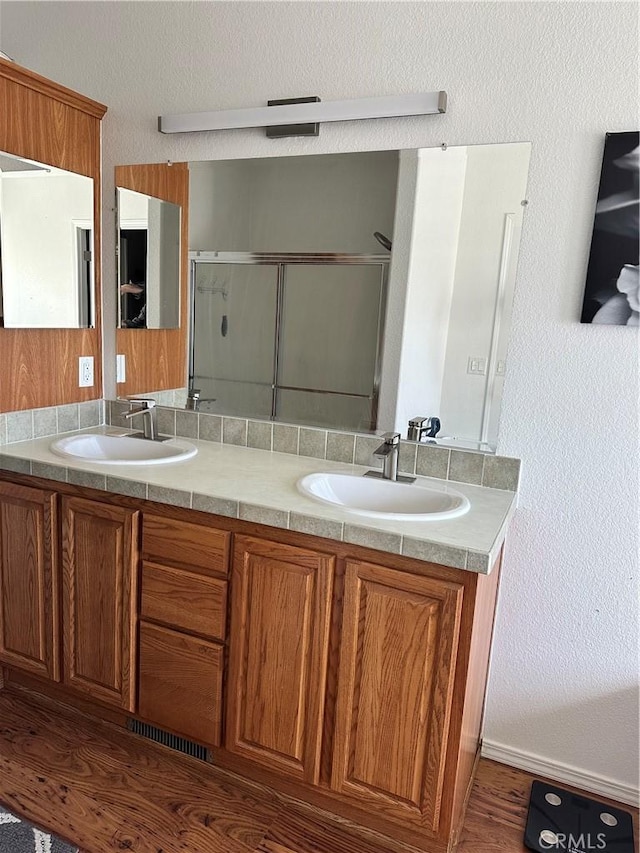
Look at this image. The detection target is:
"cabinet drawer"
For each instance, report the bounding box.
[138,621,224,747]
[141,561,227,640]
[143,514,230,576]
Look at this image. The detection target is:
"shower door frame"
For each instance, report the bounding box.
[188,251,390,431]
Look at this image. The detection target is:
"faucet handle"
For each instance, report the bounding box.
[380,431,401,445]
[118,396,156,409]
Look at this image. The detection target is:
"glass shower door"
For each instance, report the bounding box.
[277,263,386,431]
[191,262,279,418]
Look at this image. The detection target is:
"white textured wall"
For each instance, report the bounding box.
[1,1,638,798]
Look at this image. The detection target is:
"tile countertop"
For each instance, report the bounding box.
[0,427,518,574]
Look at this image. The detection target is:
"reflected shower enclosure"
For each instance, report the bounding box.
[189,253,389,431]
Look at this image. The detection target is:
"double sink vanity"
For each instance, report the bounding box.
[0,409,518,853]
[0,54,527,853]
[50,425,472,522]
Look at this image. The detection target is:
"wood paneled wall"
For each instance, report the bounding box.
[0,57,106,413]
[115,163,190,397]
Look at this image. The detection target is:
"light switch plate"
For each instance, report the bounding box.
[116,354,126,383]
[467,356,487,376]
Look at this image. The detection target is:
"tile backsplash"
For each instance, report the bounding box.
[107,400,521,491]
[0,400,104,446]
[0,399,521,494]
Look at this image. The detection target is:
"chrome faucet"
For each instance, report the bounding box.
[185,389,201,411]
[186,388,217,412]
[185,388,200,412]
[373,432,401,481]
[407,417,428,441]
[407,416,441,442]
[122,397,158,440]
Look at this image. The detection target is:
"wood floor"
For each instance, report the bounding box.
[0,687,636,853]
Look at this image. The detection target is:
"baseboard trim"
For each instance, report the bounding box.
[481,739,639,808]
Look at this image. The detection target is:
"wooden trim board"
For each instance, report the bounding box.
[482,739,640,808]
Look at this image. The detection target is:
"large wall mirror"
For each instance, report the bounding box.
[115,143,531,451]
[117,187,181,329]
[0,150,95,328]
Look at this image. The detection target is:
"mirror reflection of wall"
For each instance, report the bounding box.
[381,143,530,448]
[115,143,531,451]
[0,150,95,328]
[190,151,398,254]
[117,187,181,329]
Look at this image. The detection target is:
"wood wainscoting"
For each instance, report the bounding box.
[0,57,106,412]
[115,162,190,396]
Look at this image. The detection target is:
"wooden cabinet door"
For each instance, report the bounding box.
[0,481,59,681]
[331,560,464,833]
[61,496,139,711]
[138,620,224,747]
[226,535,334,784]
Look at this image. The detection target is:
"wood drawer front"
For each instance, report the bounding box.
[138,621,224,747]
[141,562,227,640]
[142,514,230,576]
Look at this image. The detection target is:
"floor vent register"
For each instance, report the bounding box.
[127,718,209,762]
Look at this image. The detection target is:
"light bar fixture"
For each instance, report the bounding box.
[158,92,447,136]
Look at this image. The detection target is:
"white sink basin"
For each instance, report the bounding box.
[297,472,470,521]
[50,433,198,466]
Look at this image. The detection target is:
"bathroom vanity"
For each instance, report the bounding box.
[0,53,525,853]
[0,432,516,853]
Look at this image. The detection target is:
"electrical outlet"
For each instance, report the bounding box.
[116,354,126,383]
[78,356,94,387]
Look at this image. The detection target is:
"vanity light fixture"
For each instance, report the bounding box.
[158,92,447,136]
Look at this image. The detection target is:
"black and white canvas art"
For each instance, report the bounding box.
[581,131,639,325]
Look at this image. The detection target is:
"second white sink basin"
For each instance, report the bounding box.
[51,433,198,466]
[297,472,470,521]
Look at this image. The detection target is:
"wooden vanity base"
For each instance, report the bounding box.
[0,472,503,852]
